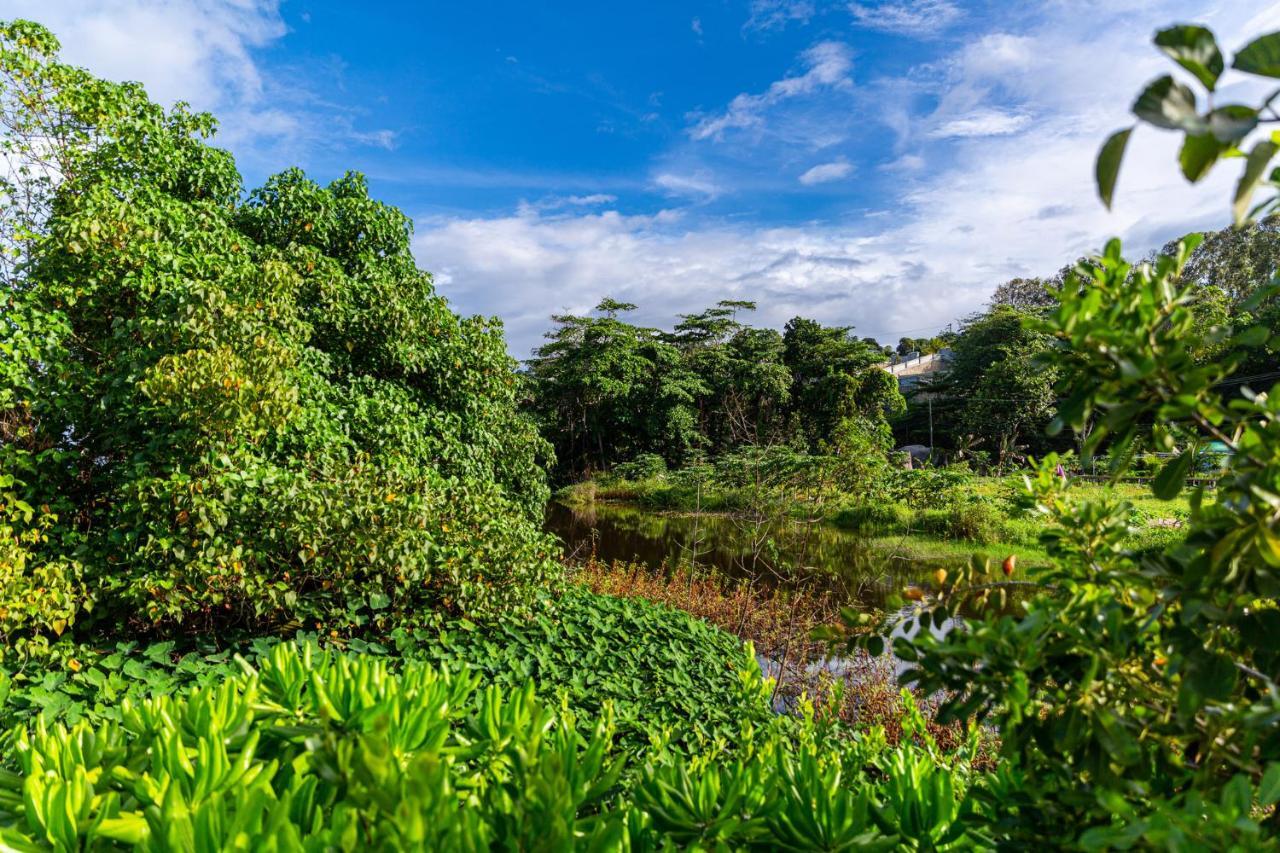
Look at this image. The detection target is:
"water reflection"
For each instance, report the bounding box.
[544,500,925,609]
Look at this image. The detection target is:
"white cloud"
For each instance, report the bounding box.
[691,17,703,37]
[799,160,854,184]
[689,41,853,140]
[0,0,395,162]
[417,1,1280,358]
[743,0,816,33]
[929,109,1032,138]
[652,171,721,198]
[848,0,962,37]
[0,0,283,113]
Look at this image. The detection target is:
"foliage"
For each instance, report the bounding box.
[528,300,902,481]
[0,640,992,850]
[946,307,1058,464]
[401,588,774,760]
[0,20,556,636]
[830,499,914,535]
[916,500,1007,545]
[828,18,1280,834]
[0,474,85,650]
[1097,23,1280,226]
[0,590,767,764]
[612,452,667,482]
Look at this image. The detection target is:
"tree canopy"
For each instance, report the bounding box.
[527,301,903,479]
[0,20,556,643]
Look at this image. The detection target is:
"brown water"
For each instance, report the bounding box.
[544,499,926,609]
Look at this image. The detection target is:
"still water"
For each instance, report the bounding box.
[544,499,926,608]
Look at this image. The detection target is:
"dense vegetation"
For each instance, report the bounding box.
[4,14,1280,851]
[0,20,557,646]
[527,299,903,480]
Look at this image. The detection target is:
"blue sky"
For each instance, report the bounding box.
[5,0,1280,355]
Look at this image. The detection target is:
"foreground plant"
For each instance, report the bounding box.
[0,641,989,850]
[830,22,1280,846]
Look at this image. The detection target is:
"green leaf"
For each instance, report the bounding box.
[1259,764,1280,806]
[1234,32,1280,78]
[1152,449,1194,500]
[1096,128,1133,209]
[1206,105,1258,143]
[1155,25,1224,90]
[1132,75,1202,131]
[1179,133,1222,182]
[1234,140,1279,224]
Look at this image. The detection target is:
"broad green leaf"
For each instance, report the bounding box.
[1207,105,1258,143]
[1260,764,1280,806]
[1178,133,1222,181]
[1131,75,1202,131]
[1152,449,1194,499]
[1096,128,1133,209]
[1233,139,1279,224]
[1155,25,1224,89]
[1234,31,1280,77]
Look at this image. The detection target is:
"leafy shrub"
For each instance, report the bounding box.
[885,467,974,506]
[0,474,85,650]
[831,25,1280,839]
[916,501,1006,544]
[831,499,914,534]
[614,452,668,481]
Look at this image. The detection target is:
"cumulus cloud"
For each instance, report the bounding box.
[0,0,395,163]
[689,41,853,140]
[798,160,854,185]
[847,0,962,37]
[0,0,283,109]
[417,0,1280,358]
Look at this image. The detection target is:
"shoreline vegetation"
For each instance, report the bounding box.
[554,470,1190,575]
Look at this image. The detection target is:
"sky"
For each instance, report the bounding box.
[4,0,1280,357]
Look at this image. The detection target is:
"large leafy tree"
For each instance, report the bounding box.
[527,299,703,477]
[0,20,556,641]
[782,316,903,452]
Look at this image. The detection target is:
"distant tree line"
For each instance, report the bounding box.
[525,301,905,480]
[895,216,1280,466]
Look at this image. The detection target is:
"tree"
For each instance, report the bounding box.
[528,299,703,476]
[989,276,1057,312]
[0,20,556,640]
[783,317,904,452]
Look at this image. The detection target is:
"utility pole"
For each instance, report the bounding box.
[928,396,934,451]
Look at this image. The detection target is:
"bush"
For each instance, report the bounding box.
[0,475,86,650]
[0,21,557,636]
[831,500,914,534]
[613,452,668,481]
[917,500,1006,544]
[885,467,974,506]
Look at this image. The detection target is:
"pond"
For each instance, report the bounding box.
[544,499,927,609]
